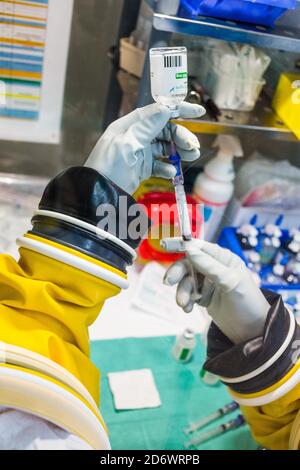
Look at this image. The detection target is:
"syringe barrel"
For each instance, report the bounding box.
[175,183,192,241]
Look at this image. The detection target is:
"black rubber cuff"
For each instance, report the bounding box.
[29,166,150,272]
[30,216,132,273]
[204,291,298,394]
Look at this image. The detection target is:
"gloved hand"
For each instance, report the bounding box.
[85,102,205,194]
[163,238,270,344]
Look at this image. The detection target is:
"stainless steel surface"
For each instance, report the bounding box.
[153,13,300,53]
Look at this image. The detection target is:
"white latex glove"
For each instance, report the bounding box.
[163,238,270,344]
[85,102,206,194]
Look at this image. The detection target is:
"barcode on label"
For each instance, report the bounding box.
[164,55,182,68]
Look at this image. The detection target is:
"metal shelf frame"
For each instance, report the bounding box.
[153,13,300,54]
[137,3,300,141]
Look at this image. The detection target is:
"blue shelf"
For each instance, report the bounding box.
[153,13,300,53]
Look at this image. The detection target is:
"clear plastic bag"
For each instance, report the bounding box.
[235,153,300,210]
[198,43,270,111]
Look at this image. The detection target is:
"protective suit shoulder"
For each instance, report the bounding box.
[0,166,148,449]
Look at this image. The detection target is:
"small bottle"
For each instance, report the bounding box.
[246,250,261,273]
[149,47,188,117]
[259,216,283,266]
[200,368,220,386]
[286,228,300,255]
[173,329,196,363]
[284,260,300,285]
[193,135,244,241]
[236,216,259,251]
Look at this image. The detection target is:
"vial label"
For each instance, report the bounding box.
[179,348,190,361]
[150,47,188,109]
[163,54,182,68]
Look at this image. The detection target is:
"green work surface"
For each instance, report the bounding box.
[91,336,258,451]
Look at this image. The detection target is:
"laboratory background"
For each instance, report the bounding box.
[1,0,300,452]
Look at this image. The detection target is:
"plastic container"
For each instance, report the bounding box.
[199,369,220,386]
[193,135,243,241]
[119,37,146,78]
[173,329,196,363]
[212,76,265,111]
[137,191,202,263]
[178,0,297,28]
[218,226,300,292]
[272,73,300,141]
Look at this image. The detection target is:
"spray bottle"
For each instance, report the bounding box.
[193,135,243,241]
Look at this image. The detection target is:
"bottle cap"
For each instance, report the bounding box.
[288,241,300,254]
[273,264,285,276]
[272,237,281,248]
[248,251,260,264]
[183,329,195,340]
[248,236,258,248]
[237,224,258,238]
[264,224,282,238]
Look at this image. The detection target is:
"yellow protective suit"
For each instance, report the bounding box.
[0,234,124,447]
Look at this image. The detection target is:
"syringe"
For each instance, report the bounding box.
[168,122,201,303]
[169,124,192,242]
[184,401,239,435]
[184,414,245,449]
[149,46,201,305]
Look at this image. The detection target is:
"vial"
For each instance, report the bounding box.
[199,369,219,386]
[172,328,196,363]
[150,46,188,118]
[237,224,259,249]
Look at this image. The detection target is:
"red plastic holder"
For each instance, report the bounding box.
[137,191,202,263]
